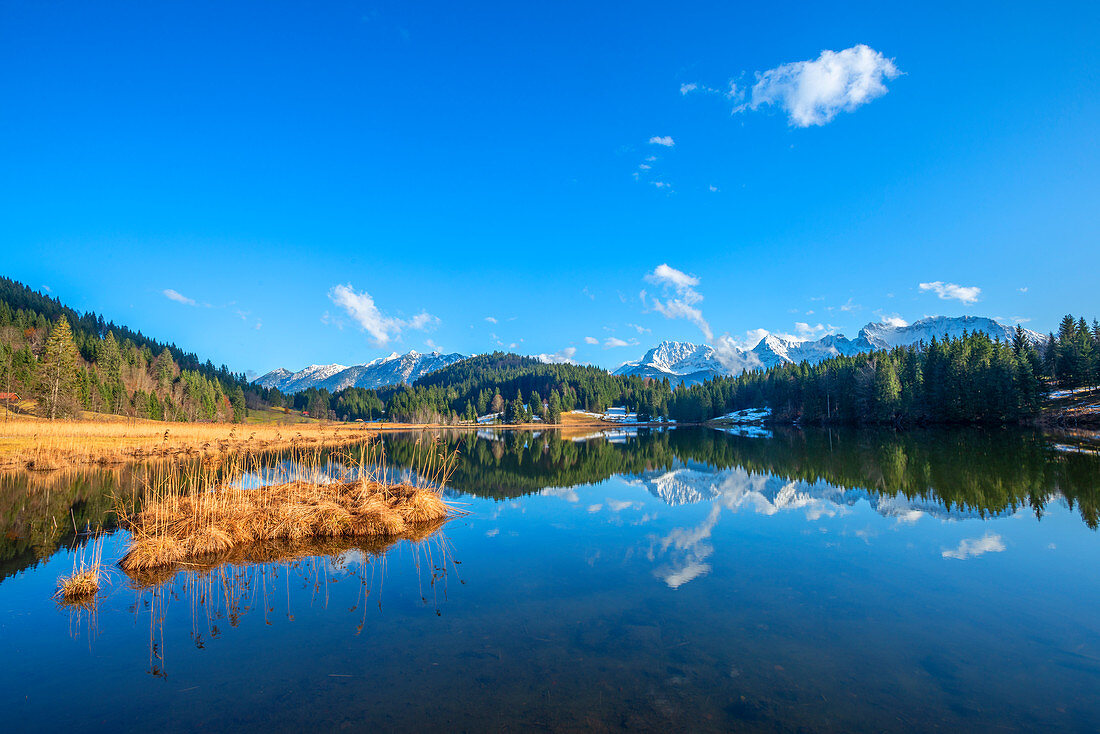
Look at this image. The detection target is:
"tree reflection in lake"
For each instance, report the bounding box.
[409,426,1100,526]
[2,426,1099,585]
[4,426,1100,732]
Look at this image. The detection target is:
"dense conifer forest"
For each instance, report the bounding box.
[2,277,1096,426]
[0,277,269,421]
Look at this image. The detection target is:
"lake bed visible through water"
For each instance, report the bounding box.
[2,426,1099,732]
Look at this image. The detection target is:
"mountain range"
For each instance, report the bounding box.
[613,316,1044,385]
[255,315,1043,393]
[256,351,465,394]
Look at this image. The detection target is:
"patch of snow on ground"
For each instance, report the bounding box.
[713,407,772,424]
[718,425,773,439]
[1048,387,1098,399]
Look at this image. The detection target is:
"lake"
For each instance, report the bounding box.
[2,426,1100,732]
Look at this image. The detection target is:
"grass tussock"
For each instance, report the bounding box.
[118,438,459,574]
[56,535,105,604]
[123,525,447,589]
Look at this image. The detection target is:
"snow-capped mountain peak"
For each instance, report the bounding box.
[858,315,1042,350]
[615,315,1043,385]
[255,351,466,394]
[613,340,723,383]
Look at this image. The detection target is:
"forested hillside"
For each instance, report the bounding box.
[3,276,1096,426]
[0,277,268,421]
[321,320,1096,426]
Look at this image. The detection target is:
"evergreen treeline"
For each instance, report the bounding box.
[5,275,1095,427]
[375,427,1100,528]
[378,353,641,424]
[1042,314,1100,388]
[0,277,261,421]
[310,319,1098,427]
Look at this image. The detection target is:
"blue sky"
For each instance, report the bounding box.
[2,1,1098,375]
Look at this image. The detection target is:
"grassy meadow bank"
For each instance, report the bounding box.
[0,406,648,471]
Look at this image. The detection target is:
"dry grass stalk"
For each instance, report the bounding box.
[117,437,460,573]
[56,534,105,603]
[0,418,376,472]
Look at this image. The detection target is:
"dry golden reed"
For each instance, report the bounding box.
[0,417,375,471]
[117,437,459,574]
[55,534,105,604]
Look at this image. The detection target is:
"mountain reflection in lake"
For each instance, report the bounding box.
[3,426,1100,732]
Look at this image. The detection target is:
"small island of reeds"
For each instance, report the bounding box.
[117,440,458,573]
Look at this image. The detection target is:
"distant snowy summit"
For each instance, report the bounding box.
[255,350,466,394]
[258,316,1044,393]
[610,341,723,384]
[615,316,1044,385]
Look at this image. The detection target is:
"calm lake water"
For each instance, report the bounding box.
[3,426,1100,732]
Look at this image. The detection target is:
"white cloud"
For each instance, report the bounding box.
[679,83,698,95]
[584,336,599,345]
[712,333,764,374]
[407,312,439,330]
[604,337,630,349]
[838,297,860,312]
[651,181,671,189]
[651,299,709,337]
[648,135,675,147]
[789,322,832,340]
[942,533,1005,560]
[919,281,982,305]
[536,347,578,365]
[1018,287,1028,294]
[744,44,900,127]
[646,263,699,292]
[484,316,498,324]
[662,561,711,588]
[708,184,719,192]
[643,264,712,340]
[879,315,909,328]
[163,288,196,306]
[328,283,438,346]
[627,323,651,334]
[541,486,579,503]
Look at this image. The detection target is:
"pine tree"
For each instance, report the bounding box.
[547,390,562,424]
[230,385,247,423]
[37,316,81,419]
[1056,315,1078,386]
[154,348,174,389]
[1042,333,1057,381]
[98,330,125,413]
[872,356,901,423]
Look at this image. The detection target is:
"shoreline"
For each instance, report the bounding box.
[2,411,1097,473]
[0,414,681,472]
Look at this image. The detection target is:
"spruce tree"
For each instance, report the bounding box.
[230,385,247,423]
[872,356,901,423]
[547,390,562,424]
[37,316,81,419]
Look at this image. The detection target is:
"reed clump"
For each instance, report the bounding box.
[56,535,104,604]
[118,438,458,573]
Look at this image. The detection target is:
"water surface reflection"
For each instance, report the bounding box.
[3,427,1100,732]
